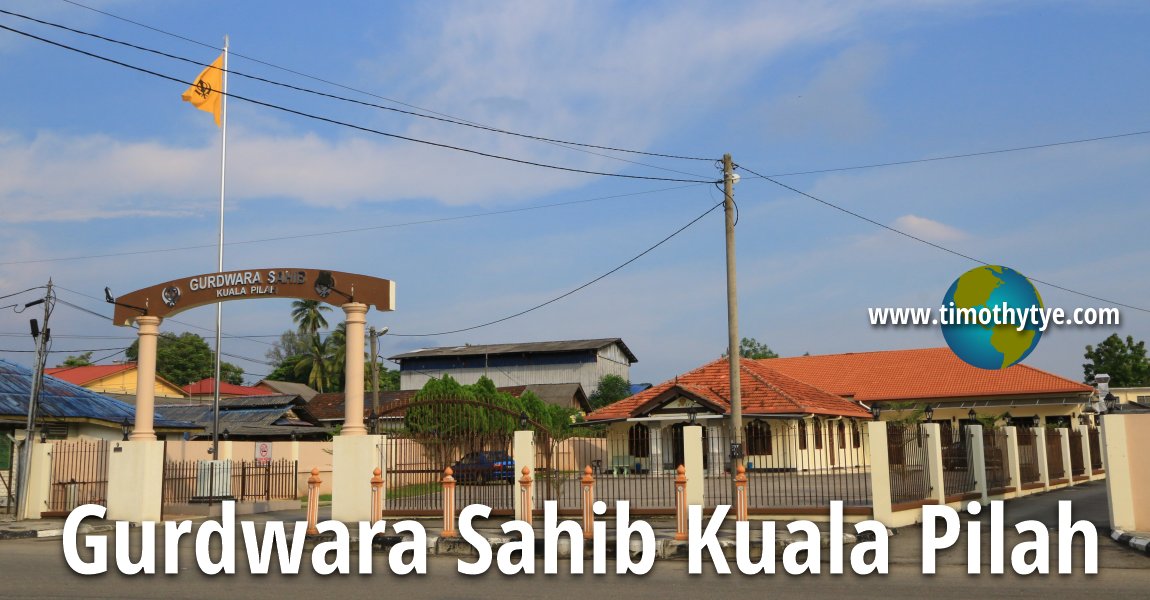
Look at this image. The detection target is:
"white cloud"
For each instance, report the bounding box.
[890,214,967,242]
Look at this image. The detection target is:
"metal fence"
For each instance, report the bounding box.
[983,428,1010,491]
[887,423,931,504]
[1068,429,1085,478]
[162,459,298,504]
[1,434,14,515]
[534,426,677,514]
[1045,430,1066,481]
[1088,427,1103,471]
[1017,428,1042,485]
[45,439,108,517]
[743,421,871,508]
[941,424,977,499]
[384,434,515,515]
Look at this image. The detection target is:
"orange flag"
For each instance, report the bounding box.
[181,53,224,126]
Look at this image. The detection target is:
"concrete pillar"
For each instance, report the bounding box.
[1003,426,1021,498]
[331,434,382,522]
[650,423,664,474]
[922,423,946,506]
[1034,427,1050,491]
[215,440,233,461]
[1059,428,1073,486]
[683,425,703,506]
[106,440,164,523]
[340,302,369,436]
[1102,413,1150,533]
[512,430,535,521]
[867,421,894,525]
[130,316,162,441]
[18,441,52,520]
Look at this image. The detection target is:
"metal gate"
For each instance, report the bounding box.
[381,398,534,516]
[45,439,109,517]
[1,433,15,515]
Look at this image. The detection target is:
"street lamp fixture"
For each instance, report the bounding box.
[870,403,882,421]
[923,405,934,422]
[967,408,977,422]
[519,412,529,430]
[120,418,131,441]
[687,407,697,425]
[222,429,230,441]
[1003,412,1013,427]
[367,410,379,435]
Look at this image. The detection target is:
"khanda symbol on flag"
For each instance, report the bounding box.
[181,53,225,126]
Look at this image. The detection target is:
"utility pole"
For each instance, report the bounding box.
[16,280,53,520]
[369,326,380,433]
[723,154,744,477]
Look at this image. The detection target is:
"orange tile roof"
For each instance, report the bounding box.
[586,358,872,422]
[763,348,1093,402]
[46,363,137,386]
[183,378,276,397]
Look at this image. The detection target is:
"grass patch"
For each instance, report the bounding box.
[387,482,442,500]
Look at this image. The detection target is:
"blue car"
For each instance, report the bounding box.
[451,451,515,484]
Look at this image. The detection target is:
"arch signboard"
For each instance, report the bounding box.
[110,268,395,326]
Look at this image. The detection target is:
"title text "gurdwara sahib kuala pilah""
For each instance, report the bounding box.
[63,500,1097,576]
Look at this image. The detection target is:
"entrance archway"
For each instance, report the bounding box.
[107,268,395,439]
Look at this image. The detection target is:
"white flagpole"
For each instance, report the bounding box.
[211,36,229,462]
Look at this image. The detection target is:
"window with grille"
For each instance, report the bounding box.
[837,421,846,448]
[814,419,823,450]
[851,421,861,448]
[745,420,772,455]
[798,420,808,450]
[628,423,650,458]
[0,434,10,470]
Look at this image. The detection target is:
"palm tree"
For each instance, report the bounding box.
[293,334,331,392]
[291,300,331,336]
[325,323,348,390]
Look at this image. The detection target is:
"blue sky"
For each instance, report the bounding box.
[1,0,1148,385]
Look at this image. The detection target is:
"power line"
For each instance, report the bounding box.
[389,199,726,337]
[0,184,704,266]
[0,22,718,186]
[739,164,1150,314]
[760,130,1150,178]
[51,1,715,166]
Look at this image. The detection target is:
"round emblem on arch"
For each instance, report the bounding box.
[161,286,181,308]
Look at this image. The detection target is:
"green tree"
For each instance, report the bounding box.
[1084,333,1150,386]
[265,330,310,365]
[293,334,333,392]
[126,332,243,386]
[723,337,779,359]
[291,300,331,336]
[57,352,93,368]
[588,374,632,410]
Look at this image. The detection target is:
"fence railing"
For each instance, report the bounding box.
[1068,429,1085,478]
[1088,427,1103,471]
[1045,431,1066,481]
[983,428,1010,491]
[887,423,931,505]
[941,425,977,499]
[744,422,871,508]
[1,435,14,515]
[1017,428,1042,485]
[45,439,108,516]
[163,459,298,504]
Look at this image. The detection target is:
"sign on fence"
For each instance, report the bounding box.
[255,442,273,464]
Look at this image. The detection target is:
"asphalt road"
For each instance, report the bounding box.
[0,482,1145,599]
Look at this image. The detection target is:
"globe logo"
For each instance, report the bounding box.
[940,265,1044,370]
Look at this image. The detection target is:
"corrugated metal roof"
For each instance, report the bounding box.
[0,359,197,430]
[255,380,319,401]
[389,338,638,364]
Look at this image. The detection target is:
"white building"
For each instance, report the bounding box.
[389,338,636,395]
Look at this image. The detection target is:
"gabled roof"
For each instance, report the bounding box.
[306,383,591,422]
[183,378,276,397]
[0,359,198,431]
[585,358,872,422]
[45,363,188,397]
[307,390,419,422]
[499,383,590,412]
[255,380,319,401]
[763,348,1093,402]
[389,338,638,364]
[45,363,136,385]
[159,394,322,438]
